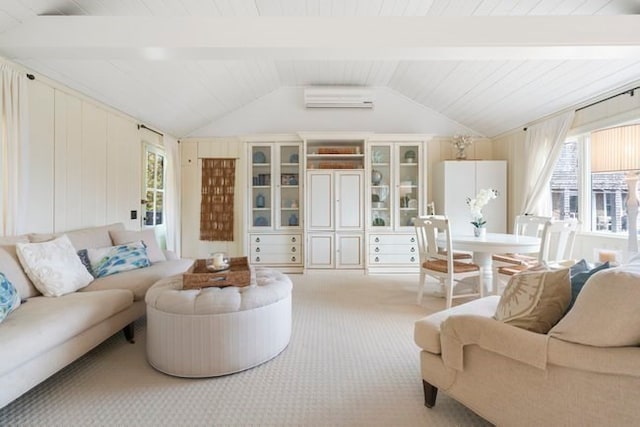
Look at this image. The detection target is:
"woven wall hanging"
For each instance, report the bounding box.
[200,158,235,241]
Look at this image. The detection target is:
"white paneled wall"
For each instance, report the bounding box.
[181,138,247,259]
[26,79,144,234]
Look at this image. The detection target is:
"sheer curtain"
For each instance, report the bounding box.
[0,65,28,236]
[163,135,181,256]
[520,111,575,216]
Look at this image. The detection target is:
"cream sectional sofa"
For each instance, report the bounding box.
[414,258,640,426]
[0,223,194,408]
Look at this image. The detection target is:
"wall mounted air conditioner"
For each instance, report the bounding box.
[304,87,375,109]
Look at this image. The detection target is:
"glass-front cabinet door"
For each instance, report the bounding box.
[249,142,302,231]
[370,144,392,229]
[250,144,273,229]
[368,142,422,231]
[277,143,302,229]
[396,144,421,230]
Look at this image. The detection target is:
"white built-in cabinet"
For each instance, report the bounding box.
[366,141,424,272]
[433,160,507,235]
[306,170,364,269]
[247,141,304,271]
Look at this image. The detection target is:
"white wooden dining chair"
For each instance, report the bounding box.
[491,215,550,291]
[493,219,579,294]
[415,217,483,308]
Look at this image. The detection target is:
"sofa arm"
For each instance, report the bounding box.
[440,315,549,372]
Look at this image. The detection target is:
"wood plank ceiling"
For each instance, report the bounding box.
[1,0,639,138]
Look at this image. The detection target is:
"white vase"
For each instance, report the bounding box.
[473,226,486,238]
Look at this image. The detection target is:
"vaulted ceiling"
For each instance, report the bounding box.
[1,1,639,138]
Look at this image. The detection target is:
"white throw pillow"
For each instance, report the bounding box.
[109,229,166,263]
[16,234,94,297]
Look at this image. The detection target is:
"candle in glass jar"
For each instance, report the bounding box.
[213,253,224,268]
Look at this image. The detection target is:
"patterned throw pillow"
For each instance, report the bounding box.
[16,234,95,297]
[87,241,151,278]
[494,267,571,334]
[0,272,21,323]
[109,229,167,263]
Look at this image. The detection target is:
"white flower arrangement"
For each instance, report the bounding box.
[451,135,473,159]
[466,188,498,228]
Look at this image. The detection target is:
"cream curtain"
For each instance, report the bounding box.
[163,134,181,255]
[520,111,575,216]
[0,65,28,236]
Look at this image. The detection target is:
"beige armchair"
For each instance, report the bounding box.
[414,260,640,425]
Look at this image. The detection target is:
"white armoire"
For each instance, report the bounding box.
[433,160,507,235]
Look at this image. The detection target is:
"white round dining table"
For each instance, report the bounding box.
[439,233,541,294]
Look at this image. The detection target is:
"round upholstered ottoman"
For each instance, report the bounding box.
[145,268,292,377]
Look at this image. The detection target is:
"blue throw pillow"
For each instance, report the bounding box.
[569,259,589,276]
[567,262,610,311]
[0,272,21,323]
[77,249,94,276]
[86,241,151,278]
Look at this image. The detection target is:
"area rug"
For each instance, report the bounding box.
[0,272,490,426]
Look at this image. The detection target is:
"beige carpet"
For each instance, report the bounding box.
[0,272,491,426]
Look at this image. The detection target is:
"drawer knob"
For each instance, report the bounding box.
[291,247,297,252]
[256,247,260,253]
[375,247,380,252]
[375,256,380,262]
[255,237,261,243]
[374,237,380,243]
[410,247,415,252]
[291,256,296,262]
[291,237,296,242]
[410,237,415,242]
[410,256,415,262]
[255,256,261,262]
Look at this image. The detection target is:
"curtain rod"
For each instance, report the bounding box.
[138,124,164,137]
[523,85,638,131]
[575,86,637,113]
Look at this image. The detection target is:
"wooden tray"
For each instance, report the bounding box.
[183,257,252,289]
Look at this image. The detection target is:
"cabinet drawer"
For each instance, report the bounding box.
[369,234,417,245]
[251,253,302,265]
[369,244,417,255]
[250,244,301,255]
[369,254,419,264]
[250,234,302,245]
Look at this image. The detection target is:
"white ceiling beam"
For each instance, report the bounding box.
[1,16,640,60]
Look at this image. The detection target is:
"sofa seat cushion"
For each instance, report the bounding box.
[81,258,194,301]
[0,289,133,377]
[414,296,500,354]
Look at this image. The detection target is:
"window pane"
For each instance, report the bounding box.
[156,155,165,190]
[550,140,579,220]
[147,152,156,189]
[145,190,154,226]
[155,192,164,225]
[591,172,627,233]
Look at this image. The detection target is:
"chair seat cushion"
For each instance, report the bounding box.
[492,253,537,265]
[423,259,479,273]
[439,250,472,260]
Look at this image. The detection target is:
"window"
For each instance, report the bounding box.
[144,144,165,227]
[550,126,635,235]
[550,139,579,220]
